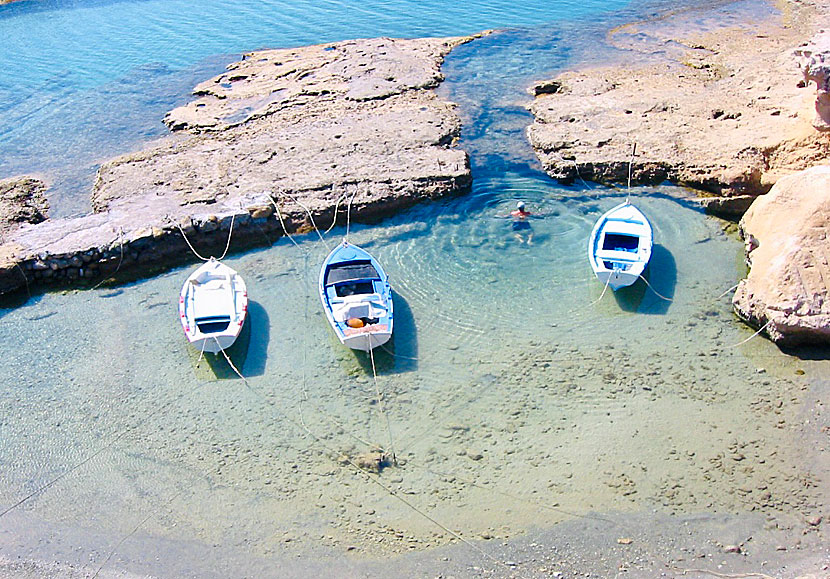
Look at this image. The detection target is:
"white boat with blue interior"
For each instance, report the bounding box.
[588,201,653,291]
[319,241,393,351]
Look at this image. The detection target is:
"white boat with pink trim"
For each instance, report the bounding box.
[179,258,248,353]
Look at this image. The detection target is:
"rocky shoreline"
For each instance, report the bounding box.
[526,0,830,345]
[0,36,474,297]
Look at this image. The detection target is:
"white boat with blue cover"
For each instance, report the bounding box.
[319,241,393,351]
[588,201,653,291]
[179,258,248,353]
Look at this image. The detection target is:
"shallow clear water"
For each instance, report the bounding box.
[0,0,824,576]
[0,171,813,576]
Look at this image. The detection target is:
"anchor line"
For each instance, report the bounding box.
[368,336,397,465]
[724,317,775,348]
[637,273,672,302]
[214,343,515,575]
[217,213,235,261]
[275,192,331,252]
[589,271,613,306]
[92,488,185,579]
[626,142,637,204]
[717,282,740,300]
[0,377,205,519]
[345,188,358,241]
[325,193,348,235]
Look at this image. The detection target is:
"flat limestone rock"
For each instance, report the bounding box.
[0,36,474,296]
[92,36,473,213]
[526,1,830,214]
[733,164,830,347]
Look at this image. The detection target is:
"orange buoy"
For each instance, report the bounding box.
[346,317,365,328]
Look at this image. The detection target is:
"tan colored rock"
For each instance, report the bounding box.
[733,165,830,346]
[92,36,474,214]
[526,1,830,214]
[0,176,48,239]
[0,36,474,296]
[796,30,830,130]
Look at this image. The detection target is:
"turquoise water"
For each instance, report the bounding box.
[0,0,824,577]
[0,0,634,217]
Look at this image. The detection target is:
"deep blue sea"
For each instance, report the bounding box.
[2,1,823,578]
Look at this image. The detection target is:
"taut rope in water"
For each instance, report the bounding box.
[590,273,613,306]
[275,192,331,251]
[325,193,348,234]
[725,318,775,348]
[368,337,397,465]
[215,342,514,575]
[345,188,358,241]
[0,375,205,519]
[637,274,672,302]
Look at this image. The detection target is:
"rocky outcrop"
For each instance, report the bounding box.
[526,1,830,216]
[733,165,830,347]
[0,36,474,296]
[0,177,48,237]
[796,30,830,130]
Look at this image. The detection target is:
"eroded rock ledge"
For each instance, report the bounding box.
[527,0,830,216]
[734,165,830,347]
[0,36,475,296]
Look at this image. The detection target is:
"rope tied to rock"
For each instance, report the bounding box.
[173,213,235,262]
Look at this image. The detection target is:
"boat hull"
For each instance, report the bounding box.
[588,202,653,291]
[179,259,248,354]
[319,241,394,351]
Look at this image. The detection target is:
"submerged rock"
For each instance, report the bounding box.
[526,1,830,216]
[733,165,830,347]
[0,36,475,296]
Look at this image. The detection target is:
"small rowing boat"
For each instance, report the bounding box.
[588,201,653,291]
[319,241,393,351]
[179,258,248,353]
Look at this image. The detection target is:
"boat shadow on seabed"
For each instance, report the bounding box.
[347,289,418,376]
[612,243,676,315]
[188,300,269,380]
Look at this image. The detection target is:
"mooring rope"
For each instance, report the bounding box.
[626,143,637,203]
[325,193,348,235]
[92,488,185,579]
[725,318,775,348]
[279,193,331,252]
[717,282,740,300]
[91,226,125,290]
[590,273,613,306]
[215,342,514,575]
[637,274,672,302]
[368,337,397,466]
[345,188,358,240]
[217,213,235,261]
[271,199,302,249]
[173,213,236,262]
[0,376,205,519]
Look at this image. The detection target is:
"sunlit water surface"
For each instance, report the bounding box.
[0,173,811,576]
[0,0,821,576]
